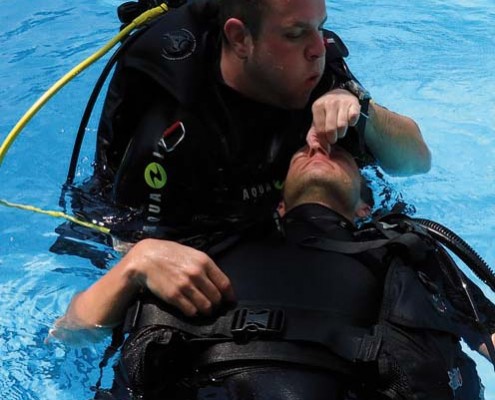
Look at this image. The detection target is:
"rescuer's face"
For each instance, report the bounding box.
[243,0,327,109]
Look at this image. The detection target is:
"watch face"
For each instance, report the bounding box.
[343,80,371,101]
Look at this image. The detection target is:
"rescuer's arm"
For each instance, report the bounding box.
[363,101,431,176]
[52,239,235,333]
[307,89,431,176]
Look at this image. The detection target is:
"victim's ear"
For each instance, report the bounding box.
[355,200,371,219]
[277,200,287,218]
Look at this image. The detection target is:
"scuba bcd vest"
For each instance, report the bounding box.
[64,0,370,245]
[118,210,495,399]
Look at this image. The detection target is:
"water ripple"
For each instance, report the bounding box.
[0,9,75,41]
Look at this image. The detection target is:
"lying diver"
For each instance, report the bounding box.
[53,144,495,399]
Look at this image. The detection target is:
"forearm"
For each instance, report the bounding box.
[58,254,142,329]
[365,102,431,176]
[55,238,234,334]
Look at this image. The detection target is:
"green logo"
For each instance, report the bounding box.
[274,180,284,190]
[144,163,167,189]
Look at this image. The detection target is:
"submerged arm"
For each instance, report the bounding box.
[51,239,235,339]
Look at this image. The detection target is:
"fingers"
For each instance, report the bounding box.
[306,125,331,154]
[167,292,200,317]
[163,271,221,317]
[140,241,235,317]
[310,89,361,148]
[206,264,236,303]
[311,102,326,139]
[166,262,234,316]
[348,103,361,127]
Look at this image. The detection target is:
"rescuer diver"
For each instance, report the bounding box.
[67,0,430,250]
[53,144,493,400]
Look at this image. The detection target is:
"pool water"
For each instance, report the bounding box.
[0,0,494,398]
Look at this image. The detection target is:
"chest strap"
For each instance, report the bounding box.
[124,298,382,363]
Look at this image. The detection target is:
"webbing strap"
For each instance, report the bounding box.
[356,97,370,155]
[301,236,390,254]
[300,232,426,258]
[124,300,381,363]
[193,341,346,371]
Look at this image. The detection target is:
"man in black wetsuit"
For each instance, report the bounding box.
[73,0,431,283]
[55,144,494,400]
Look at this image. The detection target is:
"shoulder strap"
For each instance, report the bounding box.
[93,324,125,394]
[300,231,430,264]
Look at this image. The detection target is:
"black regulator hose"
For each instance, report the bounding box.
[65,28,147,186]
[413,218,495,294]
[414,218,495,369]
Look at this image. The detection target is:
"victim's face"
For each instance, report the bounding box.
[244,0,327,109]
[284,145,363,212]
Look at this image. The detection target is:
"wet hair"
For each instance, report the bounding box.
[218,0,270,40]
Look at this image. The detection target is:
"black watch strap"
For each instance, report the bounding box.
[339,79,372,155]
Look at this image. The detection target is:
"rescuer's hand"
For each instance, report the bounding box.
[307,88,361,151]
[128,239,236,317]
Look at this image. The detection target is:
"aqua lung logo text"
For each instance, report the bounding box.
[144,155,167,224]
[241,180,284,201]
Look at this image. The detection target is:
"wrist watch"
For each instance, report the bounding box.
[339,79,372,102]
[339,79,372,155]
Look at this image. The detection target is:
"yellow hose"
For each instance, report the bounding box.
[0,3,168,167]
[0,3,169,234]
[0,199,110,234]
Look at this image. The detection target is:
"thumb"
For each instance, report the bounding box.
[306,125,318,148]
[349,103,361,127]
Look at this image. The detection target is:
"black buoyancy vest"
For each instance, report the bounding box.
[95,0,221,177]
[123,205,382,353]
[303,214,484,400]
[91,1,358,243]
[122,208,483,399]
[96,0,353,176]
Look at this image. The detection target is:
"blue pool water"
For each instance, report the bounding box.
[0,0,494,398]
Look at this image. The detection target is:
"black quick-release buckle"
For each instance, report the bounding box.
[231,308,285,341]
[354,325,383,362]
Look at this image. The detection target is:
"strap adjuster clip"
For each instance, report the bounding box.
[355,325,383,362]
[159,120,186,153]
[231,308,285,341]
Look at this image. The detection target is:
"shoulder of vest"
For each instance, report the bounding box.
[118,1,220,106]
[321,30,356,86]
[323,30,349,61]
